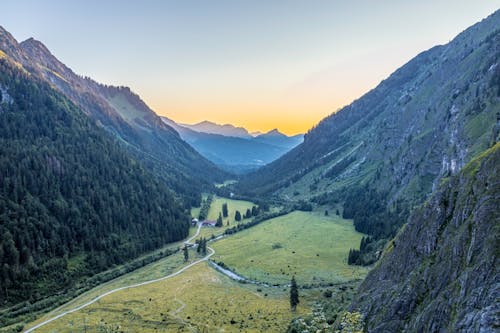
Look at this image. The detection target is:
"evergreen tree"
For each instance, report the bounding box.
[245,208,252,219]
[183,246,189,262]
[235,210,242,221]
[325,210,329,216]
[290,276,299,311]
[251,205,259,216]
[216,213,223,227]
[348,248,360,265]
[222,203,228,218]
[200,238,207,255]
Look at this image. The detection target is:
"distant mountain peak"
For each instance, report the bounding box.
[264,129,283,136]
[21,37,48,49]
[183,120,252,138]
[20,37,60,64]
[250,131,263,137]
[0,25,12,36]
[196,120,215,126]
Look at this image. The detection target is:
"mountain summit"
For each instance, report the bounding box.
[181,120,253,138]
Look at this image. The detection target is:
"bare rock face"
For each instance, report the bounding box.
[350,143,500,332]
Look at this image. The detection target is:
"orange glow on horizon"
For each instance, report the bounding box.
[142,47,402,136]
[148,74,374,136]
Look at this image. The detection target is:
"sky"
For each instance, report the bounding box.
[1,1,499,135]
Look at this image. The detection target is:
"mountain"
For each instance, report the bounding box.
[163,118,303,173]
[235,10,499,332]
[0,29,227,207]
[238,10,500,239]
[254,129,304,149]
[181,120,252,138]
[0,57,189,307]
[350,142,499,332]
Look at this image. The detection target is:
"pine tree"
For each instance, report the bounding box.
[183,246,189,262]
[235,210,241,221]
[245,208,252,219]
[200,238,207,255]
[290,276,299,311]
[216,213,223,227]
[222,203,228,218]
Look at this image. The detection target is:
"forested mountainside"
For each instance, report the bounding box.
[0,27,226,207]
[350,142,499,332]
[238,11,500,240]
[0,58,189,306]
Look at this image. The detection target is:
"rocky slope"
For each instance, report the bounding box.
[350,142,499,332]
[238,10,499,237]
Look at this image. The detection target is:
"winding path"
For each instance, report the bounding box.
[24,223,214,333]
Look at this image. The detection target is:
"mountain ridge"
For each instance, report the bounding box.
[0,30,227,206]
[181,120,253,138]
[0,57,189,309]
[237,10,499,239]
[163,117,303,173]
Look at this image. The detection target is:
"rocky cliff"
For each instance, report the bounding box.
[350,142,500,332]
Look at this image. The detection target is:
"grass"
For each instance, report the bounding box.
[211,210,370,285]
[196,195,256,239]
[21,205,369,333]
[18,230,214,333]
[277,142,376,201]
[30,263,309,333]
[21,249,193,331]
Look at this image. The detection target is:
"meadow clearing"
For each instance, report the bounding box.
[30,263,309,333]
[211,210,370,285]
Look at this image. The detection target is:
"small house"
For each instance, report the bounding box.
[201,220,216,227]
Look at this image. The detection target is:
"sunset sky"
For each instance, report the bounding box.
[1,1,499,135]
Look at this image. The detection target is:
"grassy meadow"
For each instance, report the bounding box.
[211,210,370,285]
[21,199,369,333]
[31,263,309,333]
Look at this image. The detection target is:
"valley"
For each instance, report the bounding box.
[18,199,365,333]
[0,5,498,333]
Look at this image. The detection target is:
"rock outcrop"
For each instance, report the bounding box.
[350,143,500,332]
